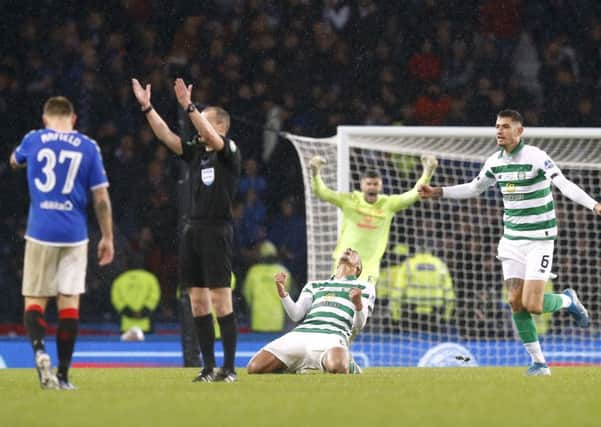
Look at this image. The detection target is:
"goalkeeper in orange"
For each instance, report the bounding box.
[310,154,438,285]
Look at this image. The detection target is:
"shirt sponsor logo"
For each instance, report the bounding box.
[504,194,524,201]
[357,214,378,230]
[40,200,73,211]
[201,168,215,186]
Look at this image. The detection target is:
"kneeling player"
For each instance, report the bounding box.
[247,248,375,374]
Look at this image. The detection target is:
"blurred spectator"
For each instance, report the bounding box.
[111,268,161,333]
[444,95,468,125]
[241,189,267,245]
[243,241,291,332]
[238,158,268,198]
[511,32,542,104]
[350,0,382,55]
[323,0,352,33]
[414,84,452,125]
[479,0,522,60]
[572,95,599,126]
[1,1,600,325]
[408,38,442,83]
[441,39,474,91]
[578,20,601,87]
[394,248,455,333]
[378,243,410,331]
[466,77,495,125]
[268,196,307,286]
[544,65,579,126]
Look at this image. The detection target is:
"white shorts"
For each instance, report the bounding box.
[22,240,88,297]
[257,331,348,373]
[496,238,554,281]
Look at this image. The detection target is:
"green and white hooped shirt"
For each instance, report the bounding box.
[292,276,376,341]
[449,142,564,241]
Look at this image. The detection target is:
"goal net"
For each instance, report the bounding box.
[284,126,601,367]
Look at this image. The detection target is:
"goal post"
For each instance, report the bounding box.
[284,126,601,367]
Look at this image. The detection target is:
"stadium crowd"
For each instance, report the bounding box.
[1,0,600,329]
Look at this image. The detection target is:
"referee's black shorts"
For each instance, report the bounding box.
[179,222,233,289]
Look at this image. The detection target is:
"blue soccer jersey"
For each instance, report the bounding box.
[13,129,109,245]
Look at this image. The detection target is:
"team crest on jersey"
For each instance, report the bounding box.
[201,168,215,186]
[544,160,554,169]
[506,183,516,193]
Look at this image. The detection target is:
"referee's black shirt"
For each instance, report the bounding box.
[180,135,241,223]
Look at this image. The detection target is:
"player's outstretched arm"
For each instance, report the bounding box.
[417,184,443,199]
[131,78,183,155]
[551,174,601,216]
[174,78,224,151]
[92,187,114,266]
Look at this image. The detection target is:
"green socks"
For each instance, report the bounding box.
[542,293,563,313]
[512,311,538,343]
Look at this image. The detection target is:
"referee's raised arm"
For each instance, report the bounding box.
[131,78,183,155]
[174,78,224,151]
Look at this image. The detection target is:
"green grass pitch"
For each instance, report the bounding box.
[1,367,599,427]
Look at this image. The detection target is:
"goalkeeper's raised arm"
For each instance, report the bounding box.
[309,154,438,284]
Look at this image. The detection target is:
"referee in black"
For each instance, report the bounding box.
[131,77,241,382]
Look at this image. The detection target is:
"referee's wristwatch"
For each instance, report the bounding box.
[186,103,196,113]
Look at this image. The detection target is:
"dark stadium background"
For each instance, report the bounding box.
[0,0,600,330]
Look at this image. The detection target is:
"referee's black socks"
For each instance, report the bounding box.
[194,314,216,370]
[217,312,237,371]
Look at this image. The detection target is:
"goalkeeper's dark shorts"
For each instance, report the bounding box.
[179,222,233,289]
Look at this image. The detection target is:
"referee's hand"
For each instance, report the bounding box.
[174,78,193,109]
[274,272,288,298]
[131,78,151,109]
